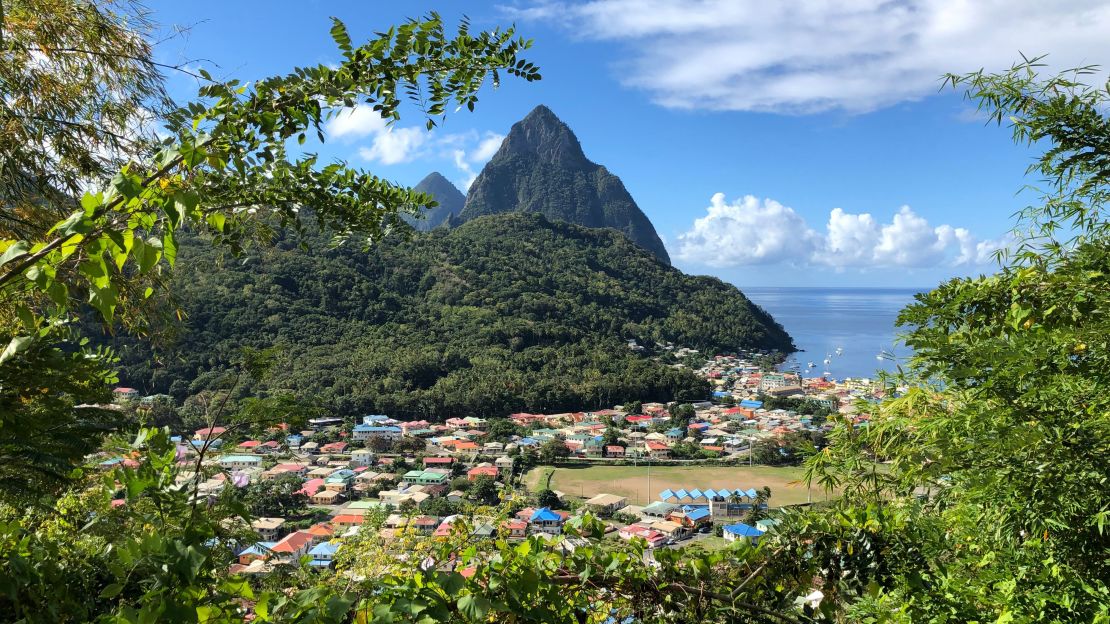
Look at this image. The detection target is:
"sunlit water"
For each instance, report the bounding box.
[741,287,925,380]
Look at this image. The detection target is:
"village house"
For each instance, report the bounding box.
[351,424,402,442]
[723,523,765,544]
[308,541,338,569]
[467,464,499,481]
[350,448,375,466]
[251,517,286,541]
[584,493,628,517]
[269,530,314,560]
[219,454,262,470]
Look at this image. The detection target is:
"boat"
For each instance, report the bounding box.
[835,347,843,356]
[807,361,815,368]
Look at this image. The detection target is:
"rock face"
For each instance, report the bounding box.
[458,105,671,264]
[405,172,465,231]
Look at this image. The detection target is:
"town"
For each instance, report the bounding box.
[102,353,883,576]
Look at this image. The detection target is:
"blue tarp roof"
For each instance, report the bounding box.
[685,507,711,521]
[723,523,764,537]
[309,541,339,556]
[674,488,689,499]
[712,391,731,397]
[530,507,562,523]
[659,489,675,500]
[739,400,763,409]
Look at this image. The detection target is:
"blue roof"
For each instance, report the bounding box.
[309,541,339,556]
[712,391,731,397]
[308,559,333,567]
[674,488,689,499]
[530,507,562,523]
[363,414,390,421]
[518,437,539,446]
[659,488,675,500]
[688,488,703,499]
[723,523,764,537]
[665,428,683,436]
[354,425,401,432]
[685,507,711,521]
[739,400,763,409]
[703,488,718,498]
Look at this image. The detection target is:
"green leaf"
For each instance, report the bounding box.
[330,18,353,54]
[456,595,490,621]
[0,335,34,364]
[0,240,29,267]
[100,583,124,599]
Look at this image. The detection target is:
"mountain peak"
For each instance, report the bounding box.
[499,105,588,167]
[459,106,672,264]
[405,172,465,231]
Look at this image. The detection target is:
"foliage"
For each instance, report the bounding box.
[97,212,792,419]
[534,489,561,509]
[240,474,308,519]
[537,436,571,465]
[468,475,500,506]
[805,58,1110,622]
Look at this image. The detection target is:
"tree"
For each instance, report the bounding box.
[538,436,570,464]
[669,403,695,429]
[535,489,561,509]
[241,473,308,518]
[0,0,539,501]
[485,418,523,442]
[469,475,499,505]
[623,400,642,415]
[804,58,1110,622]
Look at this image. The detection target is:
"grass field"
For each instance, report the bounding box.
[524,464,829,507]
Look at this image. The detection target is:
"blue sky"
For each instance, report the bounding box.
[145,0,1110,287]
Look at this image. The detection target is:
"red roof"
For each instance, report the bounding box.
[331,514,365,525]
[605,445,624,452]
[270,531,313,554]
[297,478,325,496]
[238,440,260,448]
[261,441,280,448]
[424,457,454,465]
[195,427,227,437]
[468,466,499,479]
[646,442,669,451]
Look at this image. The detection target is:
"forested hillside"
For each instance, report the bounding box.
[110,213,793,418]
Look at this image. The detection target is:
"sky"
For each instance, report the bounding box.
[144,0,1110,287]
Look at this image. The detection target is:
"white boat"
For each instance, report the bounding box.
[835,347,844,356]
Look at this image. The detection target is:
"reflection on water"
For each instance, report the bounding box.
[741,287,924,379]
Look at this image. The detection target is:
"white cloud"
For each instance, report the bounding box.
[675,193,822,267]
[356,127,429,165]
[327,107,504,177]
[444,131,505,189]
[676,193,1006,269]
[326,106,388,139]
[507,0,1110,113]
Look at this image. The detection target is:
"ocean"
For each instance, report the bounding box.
[741,287,926,380]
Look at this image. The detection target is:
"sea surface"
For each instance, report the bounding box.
[741,287,926,380]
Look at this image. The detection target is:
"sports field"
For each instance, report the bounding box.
[524,464,829,507]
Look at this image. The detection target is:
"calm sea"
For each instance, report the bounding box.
[741,287,926,380]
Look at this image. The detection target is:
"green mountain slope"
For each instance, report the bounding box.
[112,213,792,418]
[459,105,672,264]
[402,171,465,231]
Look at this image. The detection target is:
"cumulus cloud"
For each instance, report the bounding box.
[505,0,1110,113]
[325,106,504,178]
[676,193,1005,269]
[675,194,822,267]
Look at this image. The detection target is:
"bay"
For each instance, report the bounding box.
[741,286,926,380]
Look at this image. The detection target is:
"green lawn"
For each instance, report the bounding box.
[524,464,830,507]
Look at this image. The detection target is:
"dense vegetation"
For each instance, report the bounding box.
[106,212,793,419]
[459,105,672,264]
[2,1,1108,621]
